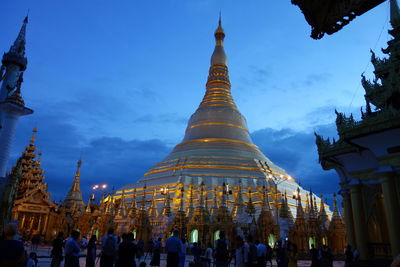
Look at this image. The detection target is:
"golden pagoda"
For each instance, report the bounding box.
[106,17,335,249]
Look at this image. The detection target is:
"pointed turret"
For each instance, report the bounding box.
[279,191,293,221]
[148,189,159,218]
[186,185,195,217]
[12,128,45,199]
[85,197,92,213]
[232,181,245,221]
[63,158,85,212]
[295,188,305,220]
[128,189,138,217]
[210,188,219,216]
[117,190,127,217]
[0,16,33,176]
[246,188,256,216]
[318,194,329,228]
[7,16,28,62]
[161,187,172,217]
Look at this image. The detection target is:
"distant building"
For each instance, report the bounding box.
[315,0,400,260]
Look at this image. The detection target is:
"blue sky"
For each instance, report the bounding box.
[1,1,389,204]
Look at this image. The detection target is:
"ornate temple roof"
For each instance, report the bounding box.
[10,128,46,199]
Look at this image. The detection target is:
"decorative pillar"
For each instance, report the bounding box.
[381,175,400,257]
[349,185,369,260]
[341,192,356,248]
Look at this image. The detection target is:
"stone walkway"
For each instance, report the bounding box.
[28,245,345,267]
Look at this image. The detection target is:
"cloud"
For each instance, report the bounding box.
[251,125,340,200]
[9,113,170,203]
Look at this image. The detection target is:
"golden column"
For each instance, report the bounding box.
[381,174,400,257]
[349,184,369,260]
[341,191,356,248]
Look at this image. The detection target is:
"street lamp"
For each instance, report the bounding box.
[92,184,107,204]
[266,173,293,220]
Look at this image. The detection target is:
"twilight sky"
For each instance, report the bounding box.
[1,0,389,204]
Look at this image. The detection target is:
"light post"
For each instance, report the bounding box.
[92,184,107,204]
[266,173,294,222]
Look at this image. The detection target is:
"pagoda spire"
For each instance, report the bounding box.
[186,185,195,217]
[0,16,33,176]
[8,16,28,59]
[232,181,245,219]
[295,188,304,219]
[63,158,85,212]
[246,188,256,216]
[117,190,127,217]
[318,194,329,226]
[332,193,342,218]
[161,187,172,217]
[85,196,92,213]
[148,189,158,218]
[391,0,400,28]
[128,189,138,217]
[13,128,45,199]
[210,188,218,216]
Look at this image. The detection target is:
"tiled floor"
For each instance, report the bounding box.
[29,245,345,267]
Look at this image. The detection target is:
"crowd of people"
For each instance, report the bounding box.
[0,222,388,267]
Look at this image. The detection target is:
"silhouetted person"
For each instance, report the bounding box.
[345,245,353,267]
[166,229,182,267]
[50,232,64,267]
[64,230,80,267]
[310,244,319,267]
[0,223,26,267]
[215,231,229,267]
[86,235,97,267]
[150,238,161,266]
[101,228,118,267]
[116,232,137,267]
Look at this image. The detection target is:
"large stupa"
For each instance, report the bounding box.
[117,18,329,225]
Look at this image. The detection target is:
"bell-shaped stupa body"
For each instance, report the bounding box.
[127,18,287,189]
[120,18,329,219]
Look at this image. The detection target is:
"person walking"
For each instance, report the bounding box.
[255,240,266,267]
[288,243,298,267]
[265,244,273,267]
[50,232,64,267]
[344,245,353,267]
[179,237,188,267]
[116,233,137,267]
[101,228,118,267]
[310,244,319,267]
[246,236,258,267]
[166,229,182,267]
[0,223,26,267]
[86,235,97,267]
[215,231,229,267]
[275,240,287,267]
[27,252,38,267]
[150,237,161,267]
[204,243,213,267]
[64,230,81,267]
[235,236,246,267]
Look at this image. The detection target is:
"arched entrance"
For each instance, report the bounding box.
[268,234,276,247]
[190,229,199,243]
[308,236,316,249]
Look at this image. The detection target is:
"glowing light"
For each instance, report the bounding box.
[102,184,107,189]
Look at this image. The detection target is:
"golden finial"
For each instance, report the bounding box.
[30,128,37,144]
[214,13,225,46]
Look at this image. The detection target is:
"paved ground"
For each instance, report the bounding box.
[28,245,345,267]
